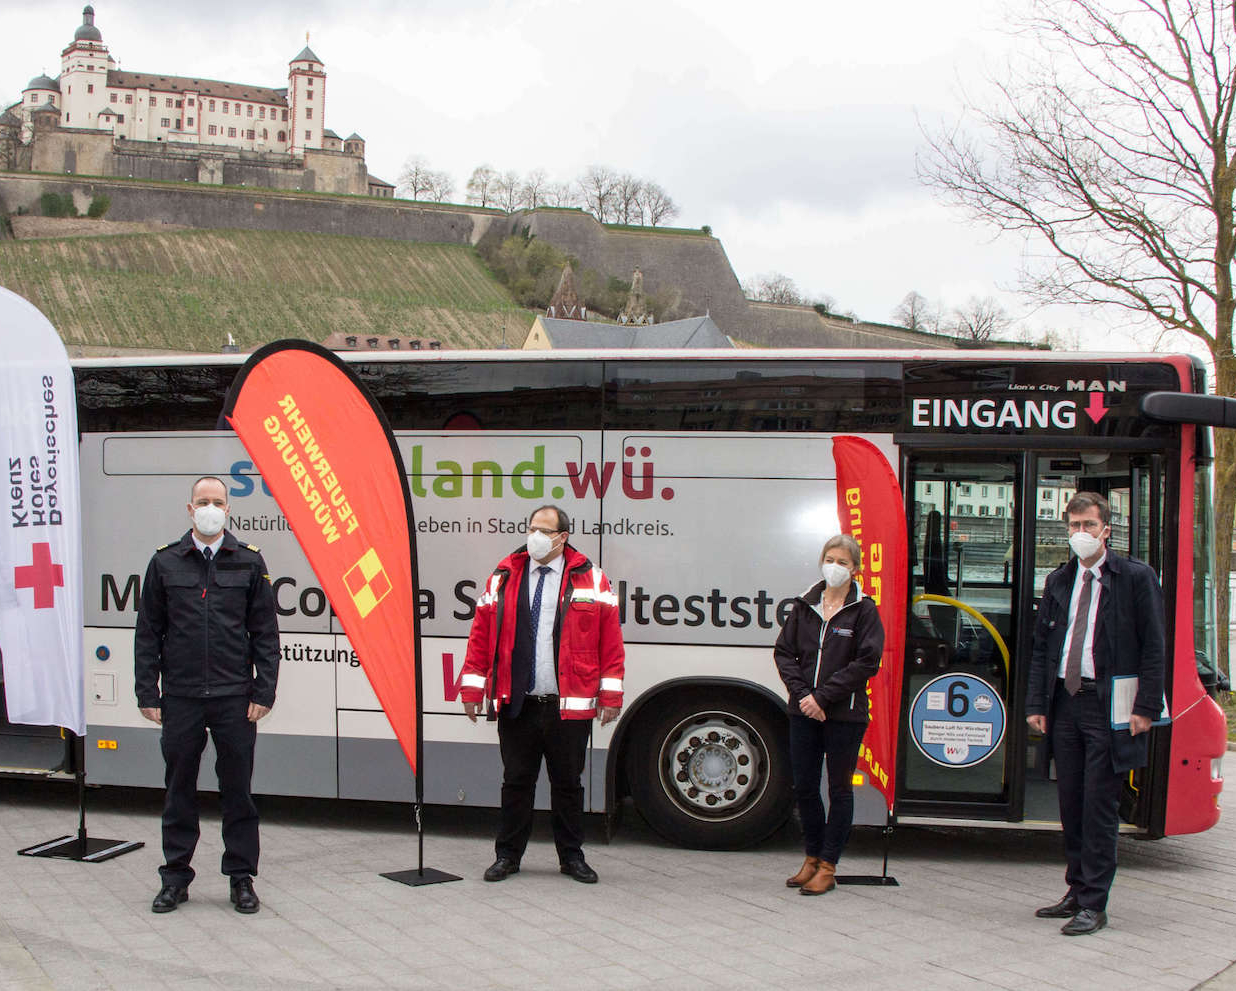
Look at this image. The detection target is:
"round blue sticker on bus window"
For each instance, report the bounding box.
[909,673,1006,769]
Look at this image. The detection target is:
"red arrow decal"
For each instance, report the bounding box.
[1084,392,1107,424]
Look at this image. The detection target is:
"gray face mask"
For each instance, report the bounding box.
[193,503,226,537]
[526,530,554,562]
[820,561,851,588]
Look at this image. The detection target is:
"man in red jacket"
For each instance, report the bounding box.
[461,505,625,884]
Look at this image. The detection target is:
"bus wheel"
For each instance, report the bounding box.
[626,691,791,850]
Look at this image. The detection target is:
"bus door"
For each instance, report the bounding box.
[899,455,1022,820]
[1025,454,1168,831]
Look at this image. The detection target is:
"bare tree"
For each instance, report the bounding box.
[613,172,644,224]
[949,295,1010,342]
[396,156,437,200]
[921,0,1236,672]
[465,164,499,208]
[894,290,938,333]
[519,168,549,209]
[543,181,577,208]
[578,165,617,222]
[494,170,521,213]
[639,182,678,226]
[743,272,803,305]
[426,170,454,203]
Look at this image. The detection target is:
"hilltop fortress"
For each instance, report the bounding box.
[0,8,968,349]
[1,6,388,196]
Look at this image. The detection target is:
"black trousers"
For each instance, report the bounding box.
[495,696,592,864]
[1051,679,1122,911]
[159,694,259,886]
[788,714,867,864]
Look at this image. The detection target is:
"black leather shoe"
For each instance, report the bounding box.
[151,884,188,913]
[1061,908,1107,935]
[560,859,598,884]
[483,857,520,882]
[1035,893,1079,918]
[230,876,260,914]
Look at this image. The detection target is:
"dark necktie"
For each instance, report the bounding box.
[1064,570,1094,695]
[203,546,213,562]
[528,565,551,692]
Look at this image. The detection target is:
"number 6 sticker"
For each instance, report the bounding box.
[909,673,1006,769]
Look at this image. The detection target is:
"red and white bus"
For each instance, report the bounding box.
[0,349,1225,847]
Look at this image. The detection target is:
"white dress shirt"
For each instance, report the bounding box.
[192,531,225,557]
[1058,552,1105,681]
[528,553,565,695]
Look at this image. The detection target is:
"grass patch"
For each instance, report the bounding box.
[0,228,531,351]
[1222,691,1235,743]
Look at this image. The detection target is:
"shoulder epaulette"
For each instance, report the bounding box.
[246,543,261,553]
[155,542,172,552]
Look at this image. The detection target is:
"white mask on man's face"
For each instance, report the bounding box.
[193,503,227,537]
[527,529,555,562]
[1068,529,1104,560]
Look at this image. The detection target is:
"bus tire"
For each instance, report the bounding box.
[626,690,791,850]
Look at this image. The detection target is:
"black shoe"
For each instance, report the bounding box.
[1061,908,1107,935]
[1035,893,1079,918]
[151,884,188,913]
[483,857,520,882]
[230,876,260,914]
[559,859,598,884]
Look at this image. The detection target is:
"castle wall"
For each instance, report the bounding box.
[0,174,488,245]
[499,209,753,336]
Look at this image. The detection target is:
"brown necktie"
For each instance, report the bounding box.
[1064,570,1094,695]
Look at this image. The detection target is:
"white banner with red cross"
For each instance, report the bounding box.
[0,287,85,735]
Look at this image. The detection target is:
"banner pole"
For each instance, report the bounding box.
[75,733,87,852]
[835,807,899,887]
[18,731,143,863]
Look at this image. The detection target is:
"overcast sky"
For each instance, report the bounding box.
[2,1,1173,349]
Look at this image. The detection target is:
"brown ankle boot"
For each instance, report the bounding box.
[786,856,822,888]
[800,860,837,895]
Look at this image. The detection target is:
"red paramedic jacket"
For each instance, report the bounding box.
[461,544,625,719]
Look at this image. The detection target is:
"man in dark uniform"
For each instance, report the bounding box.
[135,476,280,914]
[1027,491,1165,936]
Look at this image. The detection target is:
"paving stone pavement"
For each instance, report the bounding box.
[1,780,1233,991]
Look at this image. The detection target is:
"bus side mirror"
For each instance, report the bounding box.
[1141,392,1236,428]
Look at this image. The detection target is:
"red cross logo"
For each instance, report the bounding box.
[14,542,64,609]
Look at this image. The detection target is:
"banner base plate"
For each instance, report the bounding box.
[19,835,144,863]
[381,868,462,887]
[836,874,899,886]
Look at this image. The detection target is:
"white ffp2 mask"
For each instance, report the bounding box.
[193,504,227,537]
[821,561,851,588]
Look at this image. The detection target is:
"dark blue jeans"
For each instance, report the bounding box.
[789,714,867,864]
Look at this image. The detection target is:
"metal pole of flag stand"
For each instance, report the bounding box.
[18,733,143,863]
[835,810,899,887]
[380,706,460,888]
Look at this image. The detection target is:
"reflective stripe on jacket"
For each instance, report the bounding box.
[461,544,625,719]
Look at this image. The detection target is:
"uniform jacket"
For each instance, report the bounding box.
[460,544,625,719]
[773,579,884,723]
[1026,549,1166,773]
[134,530,280,709]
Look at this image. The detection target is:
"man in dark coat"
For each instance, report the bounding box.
[1026,491,1165,936]
[135,476,280,915]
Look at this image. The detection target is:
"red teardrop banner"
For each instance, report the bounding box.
[223,342,420,774]
[832,435,907,813]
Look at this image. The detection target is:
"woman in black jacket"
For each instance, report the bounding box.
[773,533,884,895]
